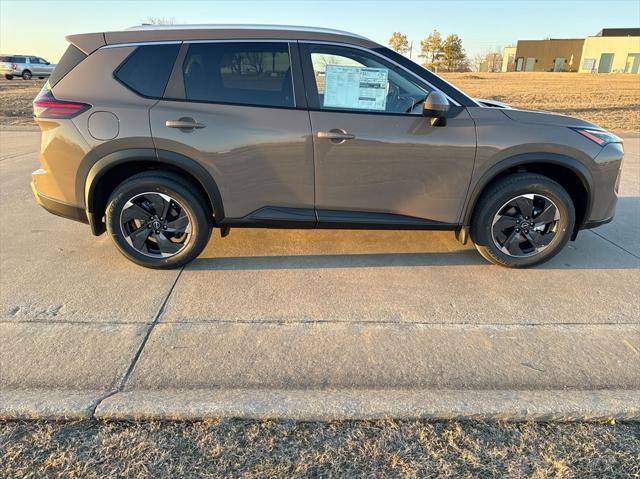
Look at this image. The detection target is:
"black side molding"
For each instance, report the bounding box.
[219,207,316,229]
[220,207,457,231]
[317,209,456,230]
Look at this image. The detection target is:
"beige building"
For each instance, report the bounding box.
[501,46,516,72]
[514,38,584,72]
[578,28,640,73]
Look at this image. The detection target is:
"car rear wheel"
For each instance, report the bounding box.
[4,74,13,80]
[106,172,212,269]
[22,70,32,80]
[471,173,575,268]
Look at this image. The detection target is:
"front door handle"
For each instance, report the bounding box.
[165,117,206,131]
[317,129,356,142]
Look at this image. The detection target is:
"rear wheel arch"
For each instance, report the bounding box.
[464,154,592,236]
[85,149,224,235]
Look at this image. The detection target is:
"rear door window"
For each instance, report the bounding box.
[115,44,181,98]
[182,42,294,108]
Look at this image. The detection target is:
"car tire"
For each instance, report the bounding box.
[471,173,575,268]
[22,70,32,80]
[4,74,13,80]
[106,172,212,269]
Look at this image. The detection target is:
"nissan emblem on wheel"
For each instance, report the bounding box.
[31,24,623,269]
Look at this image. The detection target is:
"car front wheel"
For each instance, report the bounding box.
[471,173,575,268]
[106,172,212,269]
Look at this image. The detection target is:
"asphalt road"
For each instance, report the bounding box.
[1,128,638,420]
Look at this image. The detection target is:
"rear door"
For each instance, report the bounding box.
[299,42,476,225]
[150,41,314,222]
[28,57,43,76]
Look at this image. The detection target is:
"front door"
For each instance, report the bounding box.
[299,43,476,225]
[598,53,614,73]
[553,57,565,72]
[28,57,43,76]
[150,41,314,222]
[624,53,640,73]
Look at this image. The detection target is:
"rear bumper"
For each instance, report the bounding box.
[31,181,87,224]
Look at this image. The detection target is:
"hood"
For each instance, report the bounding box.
[475,98,512,109]
[500,108,602,130]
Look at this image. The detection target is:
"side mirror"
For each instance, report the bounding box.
[422,91,450,126]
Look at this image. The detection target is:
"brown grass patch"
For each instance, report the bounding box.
[0,78,44,126]
[1,419,639,478]
[442,72,640,132]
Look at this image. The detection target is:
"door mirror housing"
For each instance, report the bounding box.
[422,91,450,126]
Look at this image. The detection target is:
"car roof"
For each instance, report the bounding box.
[66,24,382,54]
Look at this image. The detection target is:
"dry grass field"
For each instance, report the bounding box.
[1,72,638,131]
[442,72,640,132]
[2,419,639,478]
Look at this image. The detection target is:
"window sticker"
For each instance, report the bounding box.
[323,65,388,111]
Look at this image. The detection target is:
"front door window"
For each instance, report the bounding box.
[306,44,430,114]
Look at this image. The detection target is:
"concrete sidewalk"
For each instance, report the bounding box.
[1,131,639,420]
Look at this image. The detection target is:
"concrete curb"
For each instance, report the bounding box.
[3,388,638,422]
[0,389,113,420]
[0,124,39,132]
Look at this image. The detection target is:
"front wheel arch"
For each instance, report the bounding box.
[462,154,592,237]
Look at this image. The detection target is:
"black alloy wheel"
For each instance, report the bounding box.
[120,191,192,258]
[106,172,212,269]
[491,194,560,257]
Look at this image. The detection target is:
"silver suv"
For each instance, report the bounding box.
[30,25,623,269]
[1,55,56,80]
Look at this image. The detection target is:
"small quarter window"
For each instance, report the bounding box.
[182,42,294,107]
[115,44,180,98]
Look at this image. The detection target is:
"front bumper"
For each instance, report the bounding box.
[31,181,87,224]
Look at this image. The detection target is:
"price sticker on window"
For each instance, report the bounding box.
[323,65,388,111]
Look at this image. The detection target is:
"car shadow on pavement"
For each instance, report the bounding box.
[192,197,639,271]
[191,242,638,271]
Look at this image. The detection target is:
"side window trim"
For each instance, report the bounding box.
[164,42,188,100]
[299,40,461,110]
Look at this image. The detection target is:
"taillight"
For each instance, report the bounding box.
[11,63,17,69]
[33,89,90,119]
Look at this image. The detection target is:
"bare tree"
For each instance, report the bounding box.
[144,17,177,25]
[471,52,486,72]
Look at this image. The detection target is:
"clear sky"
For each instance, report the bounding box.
[1,0,639,62]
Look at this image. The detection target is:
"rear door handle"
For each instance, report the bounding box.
[165,117,206,131]
[317,129,356,142]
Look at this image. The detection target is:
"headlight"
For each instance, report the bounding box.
[572,128,621,146]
